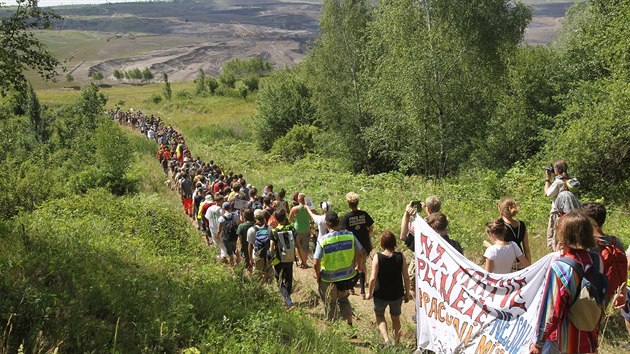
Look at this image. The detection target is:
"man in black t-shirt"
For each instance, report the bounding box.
[340,192,374,299]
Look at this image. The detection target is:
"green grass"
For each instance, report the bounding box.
[34,82,630,352]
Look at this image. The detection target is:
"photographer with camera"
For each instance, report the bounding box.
[544,160,570,250]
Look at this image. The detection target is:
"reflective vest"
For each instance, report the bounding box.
[319,231,357,283]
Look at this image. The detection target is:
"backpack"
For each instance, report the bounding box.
[275,229,296,263]
[221,213,238,242]
[248,200,263,211]
[557,254,609,331]
[566,177,581,193]
[596,236,627,298]
[254,226,271,258]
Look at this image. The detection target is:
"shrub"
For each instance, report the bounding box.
[270,125,320,163]
[254,69,315,151]
[219,73,236,89]
[242,76,259,91]
[150,93,162,104]
[207,77,219,94]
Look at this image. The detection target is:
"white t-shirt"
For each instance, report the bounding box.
[312,214,328,239]
[147,129,155,139]
[484,242,523,274]
[205,205,222,236]
[546,177,567,213]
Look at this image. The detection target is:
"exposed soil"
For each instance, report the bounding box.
[48,0,574,84]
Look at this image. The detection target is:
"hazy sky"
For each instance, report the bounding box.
[25,0,155,6]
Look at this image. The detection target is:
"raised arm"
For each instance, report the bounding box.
[400,201,416,241]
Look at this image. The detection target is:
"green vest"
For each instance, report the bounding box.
[319,231,357,283]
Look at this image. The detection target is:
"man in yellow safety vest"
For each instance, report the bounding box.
[313,211,365,325]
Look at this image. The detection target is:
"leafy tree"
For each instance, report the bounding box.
[94,119,133,195]
[162,72,172,100]
[544,78,630,200]
[223,57,272,77]
[91,71,104,82]
[128,67,142,81]
[254,69,315,151]
[555,0,630,82]
[304,0,372,171]
[124,70,130,80]
[66,73,74,82]
[270,124,320,162]
[361,0,530,176]
[207,77,219,94]
[195,68,206,94]
[113,69,124,80]
[219,73,236,88]
[239,86,248,100]
[141,67,154,83]
[0,0,62,96]
[242,75,259,91]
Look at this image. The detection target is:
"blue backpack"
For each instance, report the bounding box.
[254,226,271,258]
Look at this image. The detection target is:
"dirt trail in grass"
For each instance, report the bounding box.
[288,258,418,351]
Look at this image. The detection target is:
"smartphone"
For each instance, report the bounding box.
[411,200,422,211]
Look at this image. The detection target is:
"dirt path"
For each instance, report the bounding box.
[288,253,418,351]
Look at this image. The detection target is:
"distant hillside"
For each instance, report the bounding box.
[28,0,572,87]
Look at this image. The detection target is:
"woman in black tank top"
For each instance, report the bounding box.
[367,231,410,345]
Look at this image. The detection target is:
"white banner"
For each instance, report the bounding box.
[414,218,557,354]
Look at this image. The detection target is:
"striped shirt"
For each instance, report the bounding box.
[534,248,602,353]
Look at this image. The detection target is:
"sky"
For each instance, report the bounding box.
[10,0,157,6]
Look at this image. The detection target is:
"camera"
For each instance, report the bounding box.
[411,200,423,210]
[545,165,554,174]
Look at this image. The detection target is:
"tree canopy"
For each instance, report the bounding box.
[0,0,62,95]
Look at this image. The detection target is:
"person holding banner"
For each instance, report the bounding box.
[367,231,410,345]
[531,212,602,354]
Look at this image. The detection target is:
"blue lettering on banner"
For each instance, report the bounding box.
[323,240,353,253]
[487,316,532,354]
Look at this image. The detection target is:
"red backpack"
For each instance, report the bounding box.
[596,235,627,298]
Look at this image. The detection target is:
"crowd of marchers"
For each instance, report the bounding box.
[113,109,630,352]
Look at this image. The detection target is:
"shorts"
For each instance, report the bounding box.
[373,297,403,316]
[224,240,237,256]
[296,232,309,252]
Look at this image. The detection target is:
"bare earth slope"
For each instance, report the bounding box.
[40,0,572,85]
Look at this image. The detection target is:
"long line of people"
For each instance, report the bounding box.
[112,109,630,352]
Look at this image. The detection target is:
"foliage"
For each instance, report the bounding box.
[253,69,315,151]
[543,78,630,200]
[270,124,320,163]
[150,93,163,104]
[113,69,124,80]
[91,71,104,81]
[239,86,248,100]
[0,0,62,95]
[219,73,236,89]
[242,75,259,92]
[141,67,154,82]
[304,0,372,172]
[195,68,206,95]
[162,72,172,101]
[65,73,74,82]
[470,45,562,170]
[207,77,219,94]
[222,57,272,78]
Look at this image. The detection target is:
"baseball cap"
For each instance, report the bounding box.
[222,202,231,210]
[254,209,265,220]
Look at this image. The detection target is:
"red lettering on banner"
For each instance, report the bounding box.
[509,289,527,312]
[452,288,466,312]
